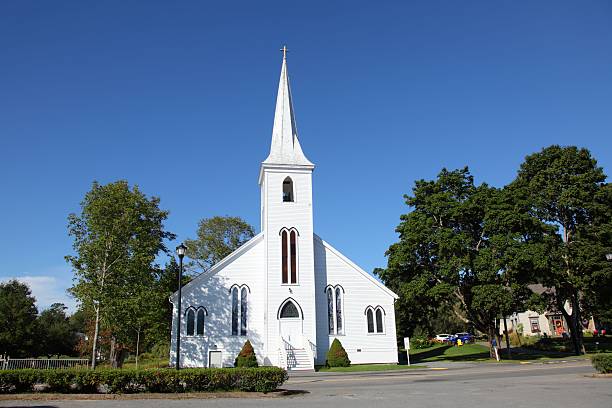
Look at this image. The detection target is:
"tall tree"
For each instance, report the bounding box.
[376,168,543,356]
[66,180,175,368]
[0,280,38,357]
[185,216,255,272]
[37,303,78,357]
[510,145,611,355]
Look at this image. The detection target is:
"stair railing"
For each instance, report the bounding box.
[302,335,316,368]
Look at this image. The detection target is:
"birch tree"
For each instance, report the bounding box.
[66,181,174,368]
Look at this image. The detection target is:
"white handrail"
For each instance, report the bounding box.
[302,335,316,367]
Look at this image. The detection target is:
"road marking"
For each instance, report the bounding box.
[429,367,448,370]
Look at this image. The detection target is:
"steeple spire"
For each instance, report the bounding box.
[263,47,313,166]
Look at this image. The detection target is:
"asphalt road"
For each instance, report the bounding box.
[1,361,610,408]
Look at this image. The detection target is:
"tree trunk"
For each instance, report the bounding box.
[503,317,511,359]
[91,304,101,369]
[135,329,140,370]
[570,291,586,355]
[109,337,127,369]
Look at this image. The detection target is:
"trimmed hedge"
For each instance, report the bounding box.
[0,367,287,394]
[590,354,612,374]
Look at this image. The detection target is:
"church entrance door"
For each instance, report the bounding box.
[278,299,303,349]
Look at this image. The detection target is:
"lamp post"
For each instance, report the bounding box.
[175,243,187,370]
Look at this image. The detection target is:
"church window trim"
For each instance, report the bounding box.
[282,176,295,202]
[365,305,385,334]
[230,284,250,336]
[325,285,345,335]
[185,306,208,337]
[277,297,304,320]
[279,228,299,285]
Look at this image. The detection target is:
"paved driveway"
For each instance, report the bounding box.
[1,361,610,408]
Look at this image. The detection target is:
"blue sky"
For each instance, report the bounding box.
[1,1,610,312]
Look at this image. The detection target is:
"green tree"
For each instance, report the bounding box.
[0,280,38,357]
[376,168,543,357]
[66,180,175,368]
[185,216,255,272]
[326,338,350,367]
[37,303,78,357]
[510,146,612,355]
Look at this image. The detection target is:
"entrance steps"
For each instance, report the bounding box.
[285,348,314,371]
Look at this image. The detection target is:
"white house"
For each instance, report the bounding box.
[169,52,399,371]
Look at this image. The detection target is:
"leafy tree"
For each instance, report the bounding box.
[66,180,175,368]
[37,303,78,357]
[0,280,38,357]
[326,339,350,367]
[509,146,612,355]
[185,216,255,272]
[235,340,258,367]
[376,168,544,357]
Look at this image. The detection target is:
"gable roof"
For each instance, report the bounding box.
[169,232,263,303]
[314,234,399,300]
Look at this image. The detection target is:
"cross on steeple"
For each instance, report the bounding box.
[280,45,289,60]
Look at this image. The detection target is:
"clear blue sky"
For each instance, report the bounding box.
[1,1,610,312]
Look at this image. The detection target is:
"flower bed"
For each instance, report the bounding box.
[0,367,287,394]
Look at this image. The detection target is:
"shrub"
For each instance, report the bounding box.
[590,354,612,374]
[0,367,287,394]
[326,339,350,367]
[235,340,259,368]
[411,337,436,349]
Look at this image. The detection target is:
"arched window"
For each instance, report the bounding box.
[335,287,343,335]
[280,301,300,318]
[280,228,298,284]
[281,230,288,284]
[282,177,294,202]
[186,309,195,336]
[240,287,248,336]
[327,288,334,334]
[366,309,374,334]
[231,287,239,336]
[290,230,297,284]
[196,308,205,336]
[376,309,384,333]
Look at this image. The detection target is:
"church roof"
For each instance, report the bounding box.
[263,49,313,167]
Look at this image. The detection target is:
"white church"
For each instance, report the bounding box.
[170,51,398,370]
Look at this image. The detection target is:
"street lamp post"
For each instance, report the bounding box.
[175,243,187,370]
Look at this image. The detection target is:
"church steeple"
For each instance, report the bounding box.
[263,47,313,166]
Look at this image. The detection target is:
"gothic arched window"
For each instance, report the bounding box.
[335,287,343,335]
[327,288,334,334]
[240,287,248,336]
[280,228,298,284]
[186,309,195,336]
[279,301,300,318]
[376,308,384,333]
[231,287,239,336]
[196,308,205,336]
[366,308,374,334]
[282,177,294,202]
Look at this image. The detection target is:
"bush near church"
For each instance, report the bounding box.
[590,354,612,374]
[326,338,351,367]
[0,367,287,394]
[235,340,259,368]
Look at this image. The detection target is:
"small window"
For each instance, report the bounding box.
[327,288,334,334]
[336,287,343,335]
[280,301,300,318]
[530,317,540,333]
[366,309,374,333]
[376,309,384,333]
[196,308,205,336]
[186,309,195,336]
[282,177,294,202]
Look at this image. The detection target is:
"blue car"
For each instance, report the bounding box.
[454,332,474,344]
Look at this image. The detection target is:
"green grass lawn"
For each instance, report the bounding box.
[316,363,425,372]
[409,344,491,363]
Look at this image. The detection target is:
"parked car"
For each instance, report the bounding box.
[435,334,456,343]
[455,332,474,343]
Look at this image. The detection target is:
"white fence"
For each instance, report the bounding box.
[0,358,89,370]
